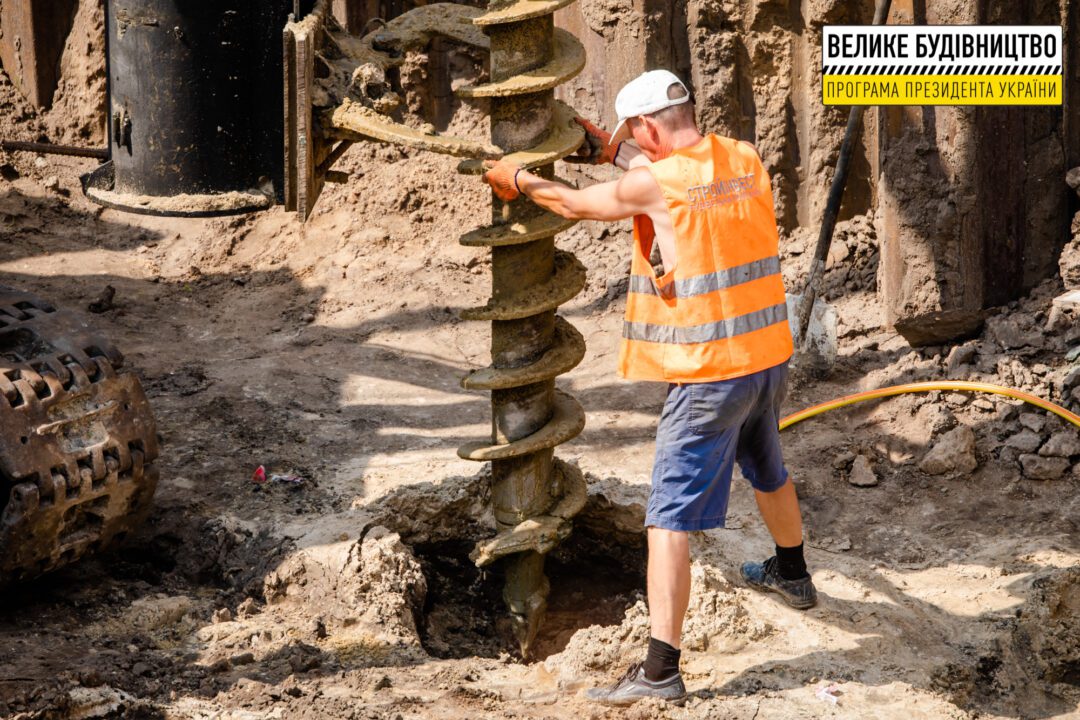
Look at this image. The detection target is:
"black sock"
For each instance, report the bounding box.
[775,542,809,580]
[643,637,681,681]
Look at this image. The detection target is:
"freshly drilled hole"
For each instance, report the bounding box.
[411,518,646,662]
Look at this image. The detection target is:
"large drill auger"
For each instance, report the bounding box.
[284,0,589,656]
[453,0,589,657]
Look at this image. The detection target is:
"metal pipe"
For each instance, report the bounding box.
[795,0,893,345]
[1,141,109,160]
[486,15,559,658]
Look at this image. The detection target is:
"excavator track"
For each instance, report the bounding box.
[0,288,159,585]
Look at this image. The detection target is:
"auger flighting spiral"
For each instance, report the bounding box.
[281,0,592,656]
[454,0,589,656]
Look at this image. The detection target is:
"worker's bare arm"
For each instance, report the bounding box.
[625,151,652,170]
[517,167,661,222]
[614,143,648,171]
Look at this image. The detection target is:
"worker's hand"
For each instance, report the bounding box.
[576,117,612,148]
[567,117,620,165]
[482,159,523,202]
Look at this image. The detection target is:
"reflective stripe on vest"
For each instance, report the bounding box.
[627,256,781,300]
[617,134,793,383]
[623,301,788,344]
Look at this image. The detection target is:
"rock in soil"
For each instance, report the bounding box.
[230,652,255,666]
[1038,431,1080,458]
[847,454,879,487]
[945,342,977,375]
[1019,454,1071,480]
[919,426,978,476]
[1019,412,1048,433]
[945,392,970,407]
[832,450,856,470]
[1005,429,1045,454]
[986,314,1043,350]
[237,598,258,618]
[87,284,116,313]
[208,658,231,674]
[917,403,956,435]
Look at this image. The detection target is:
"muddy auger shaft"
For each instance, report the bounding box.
[456,0,589,656]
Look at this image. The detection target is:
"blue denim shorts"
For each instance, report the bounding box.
[645,362,791,532]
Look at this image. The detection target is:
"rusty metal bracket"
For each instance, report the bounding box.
[284,1,503,220]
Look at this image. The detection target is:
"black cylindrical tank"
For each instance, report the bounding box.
[95,0,294,212]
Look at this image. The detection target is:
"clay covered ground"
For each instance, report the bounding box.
[1,3,1080,719]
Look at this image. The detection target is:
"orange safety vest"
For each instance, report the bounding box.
[618,134,793,383]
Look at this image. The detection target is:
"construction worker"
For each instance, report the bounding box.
[482,69,816,707]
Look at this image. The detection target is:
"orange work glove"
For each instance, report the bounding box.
[482,159,522,202]
[567,116,621,165]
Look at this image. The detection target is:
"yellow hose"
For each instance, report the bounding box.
[779,380,1080,432]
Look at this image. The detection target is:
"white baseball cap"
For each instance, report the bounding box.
[610,70,691,144]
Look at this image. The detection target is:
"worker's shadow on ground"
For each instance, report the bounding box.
[706,554,1077,718]
[713,359,1079,718]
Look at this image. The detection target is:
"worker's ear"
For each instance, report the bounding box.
[640,115,662,146]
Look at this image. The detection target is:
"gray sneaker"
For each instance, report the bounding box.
[583,663,687,707]
[740,556,818,609]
